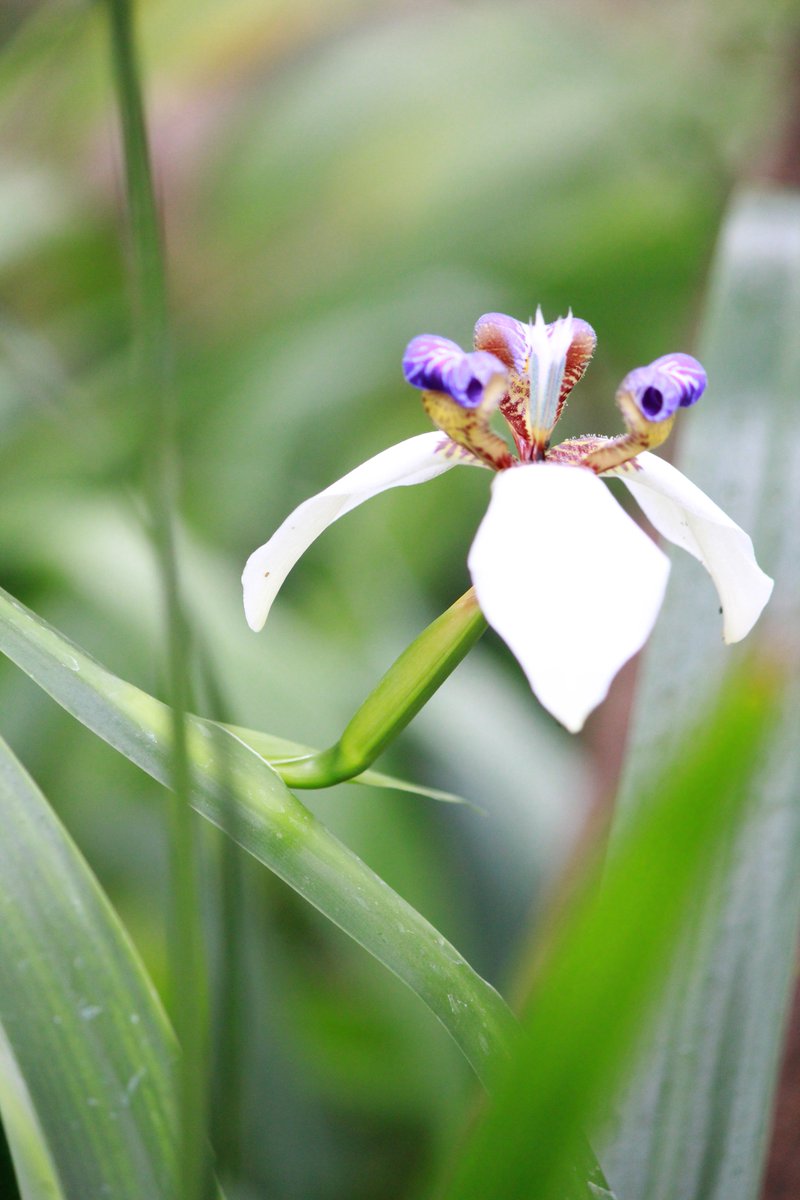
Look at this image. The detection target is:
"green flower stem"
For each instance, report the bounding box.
[274,588,487,788]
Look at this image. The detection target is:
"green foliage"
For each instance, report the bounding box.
[434,665,779,1200]
[603,192,800,1200]
[0,733,177,1199]
[0,584,515,1088]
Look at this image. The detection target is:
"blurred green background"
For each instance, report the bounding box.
[0,1,793,1196]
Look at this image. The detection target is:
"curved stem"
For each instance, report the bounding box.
[275,588,487,788]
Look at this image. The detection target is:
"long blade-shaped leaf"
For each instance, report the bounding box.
[0,590,615,1197]
[0,585,514,1086]
[603,189,800,1200]
[435,666,778,1200]
[0,734,177,1199]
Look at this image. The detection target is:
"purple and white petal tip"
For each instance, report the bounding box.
[403,334,506,409]
[620,353,707,423]
[473,312,529,373]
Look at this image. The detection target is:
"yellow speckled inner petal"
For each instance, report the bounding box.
[422,378,513,471]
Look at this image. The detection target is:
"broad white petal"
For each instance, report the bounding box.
[612,451,773,644]
[243,432,473,631]
[467,463,670,732]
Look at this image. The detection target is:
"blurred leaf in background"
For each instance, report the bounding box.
[602,189,800,1200]
[431,658,781,1200]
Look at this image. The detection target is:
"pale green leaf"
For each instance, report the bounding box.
[0,733,177,1199]
[604,189,800,1200]
[0,590,616,1197]
[0,1031,62,1200]
[435,668,777,1200]
[0,585,513,1086]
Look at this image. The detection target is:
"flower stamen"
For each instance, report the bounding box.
[527,308,574,454]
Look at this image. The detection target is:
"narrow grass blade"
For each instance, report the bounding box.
[103,2,208,1195]
[0,1033,62,1200]
[0,585,514,1086]
[0,734,177,1199]
[435,665,778,1200]
[603,189,800,1200]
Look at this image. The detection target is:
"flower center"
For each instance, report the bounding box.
[640,386,664,418]
[403,318,705,477]
[526,309,574,450]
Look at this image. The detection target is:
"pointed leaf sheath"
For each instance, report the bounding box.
[243,432,474,631]
[612,452,773,643]
[467,463,670,732]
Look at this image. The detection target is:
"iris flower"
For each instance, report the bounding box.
[242,310,772,732]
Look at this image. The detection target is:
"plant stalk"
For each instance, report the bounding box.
[104,3,210,1196]
[275,587,487,787]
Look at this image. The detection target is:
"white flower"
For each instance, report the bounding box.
[243,310,772,732]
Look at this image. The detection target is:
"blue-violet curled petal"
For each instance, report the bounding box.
[403,334,506,408]
[620,352,707,422]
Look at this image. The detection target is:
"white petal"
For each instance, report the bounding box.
[243,433,473,631]
[612,452,773,644]
[467,464,670,732]
[527,308,574,437]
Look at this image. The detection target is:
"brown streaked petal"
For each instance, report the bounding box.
[547,435,614,466]
[474,313,532,450]
[555,319,597,424]
[498,373,533,453]
[474,312,529,372]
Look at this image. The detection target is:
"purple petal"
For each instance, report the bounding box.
[619,352,707,422]
[654,353,707,407]
[402,334,506,408]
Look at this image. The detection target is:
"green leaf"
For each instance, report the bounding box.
[603,189,800,1200]
[0,1032,62,1200]
[435,665,779,1200]
[0,733,177,1199]
[0,585,513,1087]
